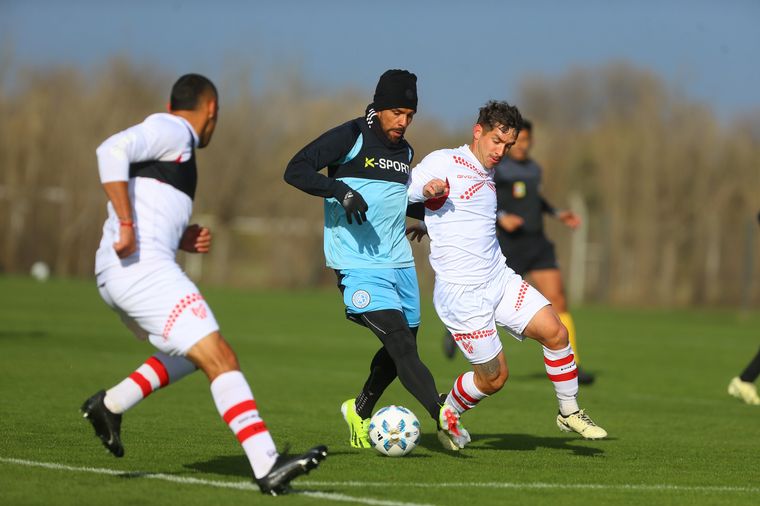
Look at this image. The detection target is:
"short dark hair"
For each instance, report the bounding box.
[170,74,217,111]
[476,100,523,134]
[520,118,533,133]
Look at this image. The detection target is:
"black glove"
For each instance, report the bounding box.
[333,182,368,225]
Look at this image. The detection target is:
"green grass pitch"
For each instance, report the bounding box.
[1,276,759,505]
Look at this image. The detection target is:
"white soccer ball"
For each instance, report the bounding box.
[30,261,50,282]
[368,405,421,457]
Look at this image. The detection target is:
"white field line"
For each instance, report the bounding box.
[0,457,434,506]
[299,480,759,494]
[3,456,758,496]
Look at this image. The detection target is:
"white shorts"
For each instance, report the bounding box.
[97,262,219,356]
[434,266,550,364]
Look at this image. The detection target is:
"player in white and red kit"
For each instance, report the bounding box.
[407,101,607,441]
[81,74,326,495]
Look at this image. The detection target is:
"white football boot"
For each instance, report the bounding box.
[728,377,760,405]
[556,409,608,440]
[437,404,471,450]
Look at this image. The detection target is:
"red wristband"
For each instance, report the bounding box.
[119,220,134,228]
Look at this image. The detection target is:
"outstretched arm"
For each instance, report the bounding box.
[284,121,369,224]
[541,196,580,229]
[284,121,358,199]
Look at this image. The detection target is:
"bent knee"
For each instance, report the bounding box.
[543,321,569,350]
[187,332,240,380]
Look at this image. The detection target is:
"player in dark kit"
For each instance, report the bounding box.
[284,69,469,451]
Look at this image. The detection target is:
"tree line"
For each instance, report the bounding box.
[0,59,758,307]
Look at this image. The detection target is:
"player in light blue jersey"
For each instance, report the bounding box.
[285,70,469,451]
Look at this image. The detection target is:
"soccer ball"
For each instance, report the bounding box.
[30,261,50,282]
[368,405,421,457]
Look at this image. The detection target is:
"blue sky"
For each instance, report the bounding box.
[2,0,759,127]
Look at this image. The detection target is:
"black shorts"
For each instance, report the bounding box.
[497,230,558,276]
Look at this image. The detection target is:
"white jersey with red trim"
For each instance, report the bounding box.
[95,113,199,281]
[408,144,508,285]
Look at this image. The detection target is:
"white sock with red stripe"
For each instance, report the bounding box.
[445,371,488,414]
[210,370,278,479]
[104,353,197,414]
[543,344,580,416]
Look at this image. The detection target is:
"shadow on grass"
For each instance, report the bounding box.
[419,433,474,459]
[183,433,604,480]
[471,433,607,456]
[508,370,604,382]
[186,451,356,479]
[184,455,248,478]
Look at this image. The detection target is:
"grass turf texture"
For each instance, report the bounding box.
[1,275,759,506]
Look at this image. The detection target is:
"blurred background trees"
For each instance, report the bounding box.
[1,59,758,307]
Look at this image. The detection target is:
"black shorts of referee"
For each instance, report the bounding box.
[497,229,558,276]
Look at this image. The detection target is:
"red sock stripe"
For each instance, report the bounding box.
[223,399,258,424]
[544,353,575,367]
[455,375,479,404]
[236,421,268,443]
[145,357,170,387]
[129,372,153,397]
[450,389,472,411]
[548,370,578,382]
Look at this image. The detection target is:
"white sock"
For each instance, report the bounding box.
[104,353,196,413]
[543,344,579,416]
[445,371,488,414]
[210,370,278,479]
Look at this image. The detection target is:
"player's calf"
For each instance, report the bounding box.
[445,371,491,414]
[102,353,196,414]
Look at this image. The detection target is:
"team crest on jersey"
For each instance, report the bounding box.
[512,181,526,198]
[352,289,371,309]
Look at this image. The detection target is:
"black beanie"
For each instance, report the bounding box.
[373,69,418,112]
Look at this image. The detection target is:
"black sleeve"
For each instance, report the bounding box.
[540,196,558,216]
[406,202,425,220]
[284,120,360,199]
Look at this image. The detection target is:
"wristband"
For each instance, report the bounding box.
[119,220,134,228]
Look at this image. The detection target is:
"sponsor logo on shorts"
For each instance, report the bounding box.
[452,329,496,355]
[163,293,205,338]
[351,289,371,309]
[192,303,207,319]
